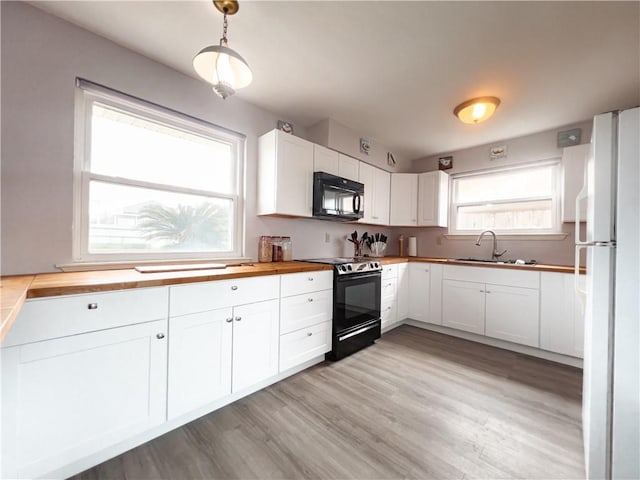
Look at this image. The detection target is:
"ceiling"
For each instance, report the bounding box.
[31,1,640,160]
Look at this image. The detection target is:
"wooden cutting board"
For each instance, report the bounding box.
[135,263,227,273]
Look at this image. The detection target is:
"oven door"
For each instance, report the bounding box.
[334,271,381,333]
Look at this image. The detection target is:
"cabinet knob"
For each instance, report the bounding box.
[235,316,242,321]
[425,269,429,272]
[226,317,233,323]
[308,297,314,302]
[87,303,98,310]
[308,277,314,281]
[231,285,238,291]
[480,290,485,293]
[307,332,313,336]
[486,290,491,294]
[156,333,165,339]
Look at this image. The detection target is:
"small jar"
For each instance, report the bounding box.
[258,236,272,262]
[271,236,283,262]
[281,237,293,261]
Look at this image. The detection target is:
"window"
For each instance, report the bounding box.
[73,80,245,262]
[449,162,560,234]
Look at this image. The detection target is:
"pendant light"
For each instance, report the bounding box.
[454,96,500,124]
[193,0,252,99]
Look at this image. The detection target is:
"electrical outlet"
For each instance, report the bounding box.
[325,232,331,243]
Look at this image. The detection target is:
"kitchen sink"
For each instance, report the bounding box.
[452,258,537,265]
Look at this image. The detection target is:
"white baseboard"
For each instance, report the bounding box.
[400,319,583,368]
[46,356,325,480]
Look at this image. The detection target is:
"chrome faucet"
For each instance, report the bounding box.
[475,230,507,261]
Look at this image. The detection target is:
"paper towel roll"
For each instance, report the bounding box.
[408,236,417,257]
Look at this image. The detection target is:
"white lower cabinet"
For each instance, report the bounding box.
[2,320,168,480]
[396,263,409,321]
[442,279,486,334]
[485,284,540,347]
[540,272,586,357]
[232,300,280,391]
[279,272,333,371]
[441,266,540,346]
[168,309,233,419]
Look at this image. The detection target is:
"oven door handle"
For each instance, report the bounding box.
[338,322,379,342]
[336,271,381,281]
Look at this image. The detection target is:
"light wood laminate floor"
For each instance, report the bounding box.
[72,326,584,479]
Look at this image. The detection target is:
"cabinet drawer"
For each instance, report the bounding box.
[381,299,397,329]
[280,289,332,335]
[443,265,539,289]
[279,321,331,372]
[281,271,333,297]
[3,287,169,348]
[381,264,398,281]
[381,277,397,300]
[170,276,280,317]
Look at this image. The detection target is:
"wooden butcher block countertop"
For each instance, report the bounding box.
[0,262,331,341]
[1,257,584,342]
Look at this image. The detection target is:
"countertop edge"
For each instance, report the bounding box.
[1,275,35,341]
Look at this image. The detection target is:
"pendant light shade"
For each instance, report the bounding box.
[193,0,252,99]
[193,45,252,99]
[454,96,500,124]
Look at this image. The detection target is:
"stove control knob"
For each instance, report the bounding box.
[347,265,352,271]
[375,262,380,268]
[339,265,346,272]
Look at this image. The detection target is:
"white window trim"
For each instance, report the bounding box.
[72,79,246,264]
[448,160,562,236]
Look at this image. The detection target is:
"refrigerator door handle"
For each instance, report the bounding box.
[574,245,587,309]
[575,155,589,245]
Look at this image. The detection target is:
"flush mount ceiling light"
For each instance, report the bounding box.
[454,96,501,124]
[193,0,252,99]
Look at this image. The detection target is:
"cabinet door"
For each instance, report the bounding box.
[313,144,339,176]
[1,320,168,480]
[442,279,485,334]
[167,308,233,420]
[276,132,314,217]
[485,285,540,347]
[427,263,443,325]
[418,171,448,227]
[408,263,431,322]
[540,272,585,357]
[396,263,410,321]
[372,167,391,225]
[338,154,360,181]
[232,299,280,392]
[390,174,418,226]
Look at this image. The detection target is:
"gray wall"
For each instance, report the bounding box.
[0,2,387,275]
[1,2,585,275]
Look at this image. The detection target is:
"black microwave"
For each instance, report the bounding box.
[313,171,364,221]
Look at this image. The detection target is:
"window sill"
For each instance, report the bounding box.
[443,233,569,241]
[56,257,253,272]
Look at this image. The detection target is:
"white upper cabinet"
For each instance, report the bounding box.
[390,173,418,226]
[418,171,449,227]
[258,130,314,218]
[338,154,360,181]
[561,144,590,222]
[359,162,390,225]
[313,144,339,176]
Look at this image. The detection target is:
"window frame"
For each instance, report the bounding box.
[448,160,562,236]
[72,81,245,263]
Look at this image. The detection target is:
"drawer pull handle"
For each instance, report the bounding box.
[425,269,429,272]
[307,332,313,336]
[480,290,485,293]
[226,317,233,323]
[235,316,242,321]
[308,277,314,281]
[308,298,314,302]
[87,303,98,310]
[486,290,491,294]
[156,333,165,339]
[386,306,392,311]
[231,285,238,291]
[386,283,392,287]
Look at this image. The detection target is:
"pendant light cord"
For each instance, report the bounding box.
[220,12,229,46]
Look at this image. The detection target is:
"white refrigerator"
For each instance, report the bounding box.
[576,107,639,480]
